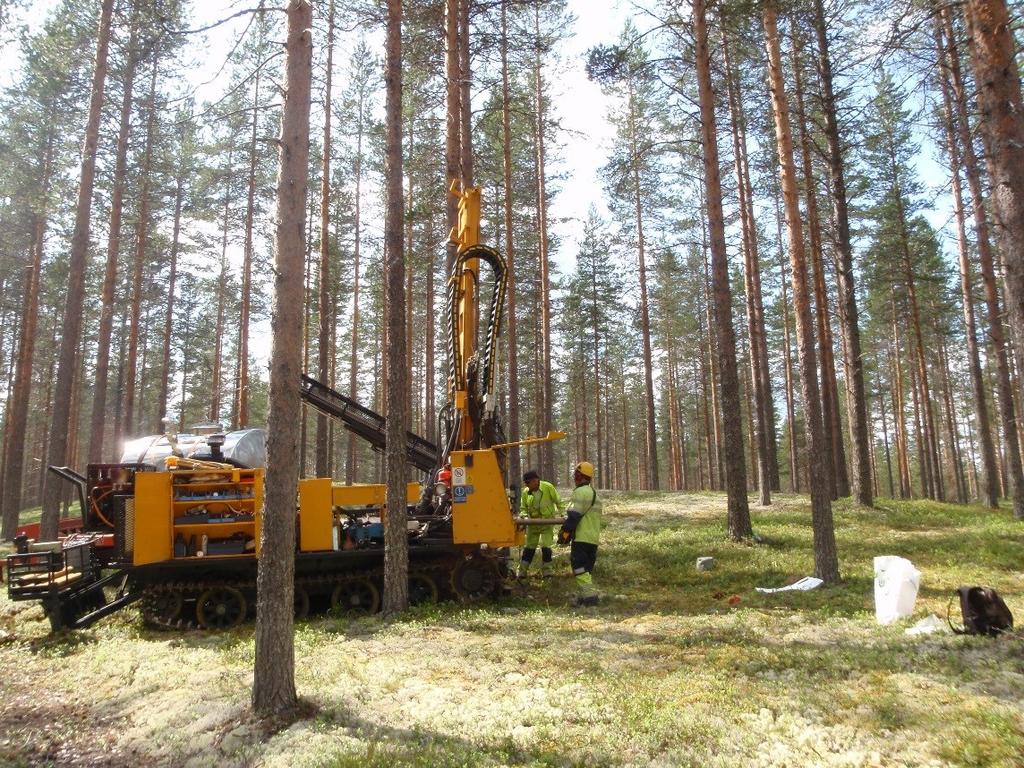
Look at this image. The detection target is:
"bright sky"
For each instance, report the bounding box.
[2,0,954,369]
[2,0,628,367]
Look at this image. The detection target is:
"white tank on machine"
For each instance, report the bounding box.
[120,428,267,468]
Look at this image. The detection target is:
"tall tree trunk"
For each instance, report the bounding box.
[947,5,1024,516]
[877,368,895,498]
[500,0,521,486]
[725,33,770,505]
[238,64,263,430]
[252,0,311,718]
[620,363,631,490]
[963,8,1024,515]
[425,209,436,450]
[445,0,461,273]
[938,337,968,502]
[701,223,723,490]
[533,6,554,481]
[1,133,53,539]
[890,314,912,497]
[777,217,800,493]
[791,22,846,499]
[459,0,473,185]
[937,20,1000,506]
[156,169,184,432]
[346,101,365,483]
[382,0,409,615]
[405,125,415,424]
[763,0,838,581]
[89,19,137,462]
[893,173,943,500]
[908,349,929,497]
[590,254,604,488]
[627,85,659,489]
[40,0,114,540]
[316,0,336,477]
[694,0,750,537]
[124,55,158,441]
[178,291,193,430]
[812,0,872,506]
[210,150,233,425]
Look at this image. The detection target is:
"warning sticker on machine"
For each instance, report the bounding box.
[452,467,467,486]
[452,485,473,503]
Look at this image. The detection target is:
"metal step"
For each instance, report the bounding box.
[299,375,439,473]
[69,570,140,629]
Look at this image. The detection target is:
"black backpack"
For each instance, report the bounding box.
[949,586,1014,637]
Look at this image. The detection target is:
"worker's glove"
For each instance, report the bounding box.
[558,510,582,547]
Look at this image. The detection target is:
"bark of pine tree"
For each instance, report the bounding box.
[425,211,436,452]
[156,170,184,433]
[894,187,943,500]
[382,0,409,615]
[445,0,460,274]
[693,0,751,538]
[937,338,968,502]
[345,102,364,483]
[626,76,659,490]
[39,0,114,540]
[210,151,233,425]
[725,34,771,505]
[1,133,53,539]
[936,22,1001,506]
[533,6,555,481]
[812,0,872,506]
[776,221,800,493]
[890,313,912,497]
[252,0,311,718]
[501,0,521,486]
[963,5,1024,471]
[791,24,847,499]
[877,369,895,497]
[763,0,838,581]
[459,0,473,185]
[89,19,137,463]
[124,55,158,442]
[237,63,262,430]
[316,0,336,477]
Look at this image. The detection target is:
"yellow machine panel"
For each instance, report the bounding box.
[298,478,334,552]
[133,472,173,565]
[330,482,421,510]
[449,450,522,548]
[132,468,263,565]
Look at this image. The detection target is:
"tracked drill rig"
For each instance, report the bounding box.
[5,184,563,632]
[431,182,565,593]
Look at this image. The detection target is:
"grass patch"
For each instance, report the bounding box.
[1,492,1022,767]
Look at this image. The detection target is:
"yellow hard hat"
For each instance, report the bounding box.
[574,461,594,478]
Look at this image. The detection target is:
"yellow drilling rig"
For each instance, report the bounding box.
[6,183,564,631]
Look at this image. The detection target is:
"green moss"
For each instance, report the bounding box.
[2,492,1022,768]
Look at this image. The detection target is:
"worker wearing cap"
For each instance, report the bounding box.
[517,469,564,579]
[559,461,602,606]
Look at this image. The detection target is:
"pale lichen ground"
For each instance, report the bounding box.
[1,492,1022,768]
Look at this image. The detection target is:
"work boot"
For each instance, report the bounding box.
[516,564,530,581]
[572,594,600,607]
[540,563,553,579]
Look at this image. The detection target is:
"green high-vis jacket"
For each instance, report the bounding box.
[568,483,601,545]
[520,479,565,518]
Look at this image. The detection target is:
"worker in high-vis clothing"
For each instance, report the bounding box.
[517,469,564,579]
[557,461,602,606]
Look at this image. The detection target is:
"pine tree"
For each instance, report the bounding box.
[252,0,311,719]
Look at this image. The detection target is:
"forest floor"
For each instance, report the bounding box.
[1,491,1022,768]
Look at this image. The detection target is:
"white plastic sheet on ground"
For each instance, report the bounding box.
[755,576,824,594]
[874,555,920,625]
[905,614,948,636]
